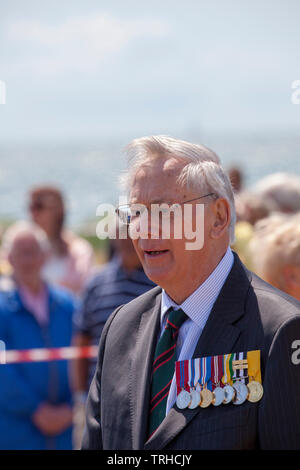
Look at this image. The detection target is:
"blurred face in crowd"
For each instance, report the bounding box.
[8,233,46,287]
[228,167,243,193]
[114,236,142,272]
[129,156,231,303]
[29,193,64,238]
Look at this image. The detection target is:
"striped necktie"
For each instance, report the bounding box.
[147,307,188,439]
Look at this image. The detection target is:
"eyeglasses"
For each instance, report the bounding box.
[115,192,217,226]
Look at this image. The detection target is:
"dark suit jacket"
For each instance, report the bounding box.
[82,253,300,450]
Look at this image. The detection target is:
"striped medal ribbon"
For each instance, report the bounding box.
[175,360,191,409]
[211,355,225,406]
[222,353,236,404]
[188,358,201,409]
[199,356,213,408]
[247,350,264,403]
[232,352,249,405]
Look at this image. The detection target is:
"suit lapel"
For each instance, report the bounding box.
[130,291,162,450]
[144,254,251,450]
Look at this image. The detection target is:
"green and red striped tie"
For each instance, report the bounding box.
[148,307,188,439]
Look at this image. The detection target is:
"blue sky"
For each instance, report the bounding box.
[1,0,300,141]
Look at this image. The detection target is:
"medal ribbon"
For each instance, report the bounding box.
[231,353,237,382]
[200,357,206,388]
[200,356,212,391]
[194,358,201,391]
[211,355,223,390]
[188,358,200,390]
[197,357,202,390]
[175,361,182,395]
[234,352,249,384]
[184,360,190,392]
[243,351,249,384]
[206,356,212,391]
[175,360,190,394]
[238,352,245,383]
[217,355,224,388]
[212,355,218,389]
[222,353,232,386]
[247,350,262,383]
[189,358,195,389]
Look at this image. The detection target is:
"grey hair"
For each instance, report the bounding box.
[1,220,50,256]
[254,172,300,213]
[249,213,300,285]
[120,135,236,243]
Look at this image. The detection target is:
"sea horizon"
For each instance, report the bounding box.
[1,129,299,231]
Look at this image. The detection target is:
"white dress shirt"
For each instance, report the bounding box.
[160,246,234,414]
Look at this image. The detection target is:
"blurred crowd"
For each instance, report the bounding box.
[231,169,300,302]
[0,168,299,449]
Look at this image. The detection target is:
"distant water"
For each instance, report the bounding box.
[0,131,299,230]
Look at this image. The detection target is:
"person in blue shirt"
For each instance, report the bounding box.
[0,221,77,450]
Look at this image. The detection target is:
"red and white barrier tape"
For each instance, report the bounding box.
[0,345,98,364]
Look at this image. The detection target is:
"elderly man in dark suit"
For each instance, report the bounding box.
[82,136,300,450]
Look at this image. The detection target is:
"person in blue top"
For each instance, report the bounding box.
[0,221,77,450]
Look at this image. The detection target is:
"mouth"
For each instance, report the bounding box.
[144,249,169,258]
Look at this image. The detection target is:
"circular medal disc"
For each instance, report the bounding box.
[233,381,248,405]
[247,381,264,403]
[223,384,235,404]
[200,388,213,408]
[188,389,201,409]
[176,390,191,409]
[212,386,225,406]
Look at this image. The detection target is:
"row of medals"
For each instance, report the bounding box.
[176,379,264,410]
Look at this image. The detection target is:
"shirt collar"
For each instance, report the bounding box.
[161,246,234,327]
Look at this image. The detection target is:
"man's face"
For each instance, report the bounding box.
[9,234,45,284]
[130,157,216,298]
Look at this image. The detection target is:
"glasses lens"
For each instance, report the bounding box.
[116,204,147,225]
[116,206,131,225]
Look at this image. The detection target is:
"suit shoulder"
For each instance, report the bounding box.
[117,285,162,314]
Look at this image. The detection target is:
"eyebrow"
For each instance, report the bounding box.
[130,197,178,205]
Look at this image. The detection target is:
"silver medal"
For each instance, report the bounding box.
[188,389,201,409]
[232,381,248,405]
[212,386,225,406]
[223,384,235,404]
[176,389,191,409]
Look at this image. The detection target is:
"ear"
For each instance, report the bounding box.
[210,198,231,240]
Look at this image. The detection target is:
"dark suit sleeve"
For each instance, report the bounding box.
[81,305,124,450]
[259,315,300,449]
